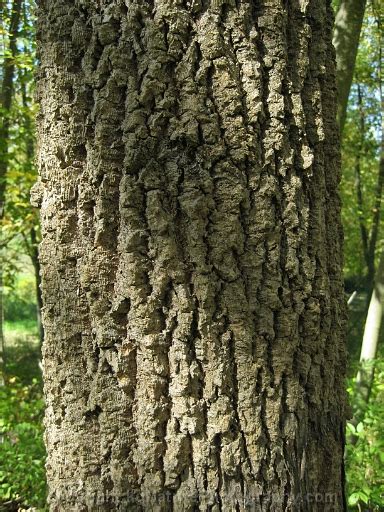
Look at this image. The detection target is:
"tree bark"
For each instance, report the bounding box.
[35,1,347,510]
[332,0,366,134]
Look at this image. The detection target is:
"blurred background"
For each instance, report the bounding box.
[0,0,383,510]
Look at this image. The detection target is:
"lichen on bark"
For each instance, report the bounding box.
[35,1,347,510]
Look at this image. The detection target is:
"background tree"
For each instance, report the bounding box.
[351,0,384,419]
[340,4,384,509]
[0,0,42,356]
[0,0,23,383]
[333,0,367,134]
[341,0,384,378]
[341,0,383,286]
[35,1,346,510]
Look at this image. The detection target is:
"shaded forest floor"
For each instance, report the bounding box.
[0,321,46,511]
[3,320,41,383]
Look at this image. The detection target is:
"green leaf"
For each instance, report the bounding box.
[348,493,361,506]
[358,491,370,504]
[347,422,356,435]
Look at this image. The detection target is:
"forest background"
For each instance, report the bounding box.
[0,0,383,510]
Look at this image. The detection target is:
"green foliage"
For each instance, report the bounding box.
[4,320,40,384]
[1,0,40,285]
[4,318,38,334]
[4,270,37,322]
[340,1,383,279]
[1,318,45,509]
[346,359,384,511]
[332,0,341,14]
[0,377,47,510]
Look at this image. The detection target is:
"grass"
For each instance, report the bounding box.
[1,318,47,511]
[4,319,39,335]
[0,378,47,511]
[3,319,41,384]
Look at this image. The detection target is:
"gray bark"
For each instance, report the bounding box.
[332,0,366,134]
[35,1,347,510]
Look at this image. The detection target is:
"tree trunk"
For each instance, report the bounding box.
[355,19,384,403]
[35,1,347,510]
[356,250,384,403]
[332,0,366,134]
[30,227,44,347]
[21,75,44,347]
[0,0,22,215]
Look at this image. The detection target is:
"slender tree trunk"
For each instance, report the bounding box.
[35,1,347,510]
[355,6,384,404]
[21,76,44,347]
[367,5,384,286]
[356,250,384,403]
[0,0,22,215]
[0,0,22,384]
[363,273,384,357]
[354,85,371,284]
[30,228,44,347]
[333,0,366,134]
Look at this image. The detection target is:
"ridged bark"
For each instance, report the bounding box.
[35,1,347,510]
